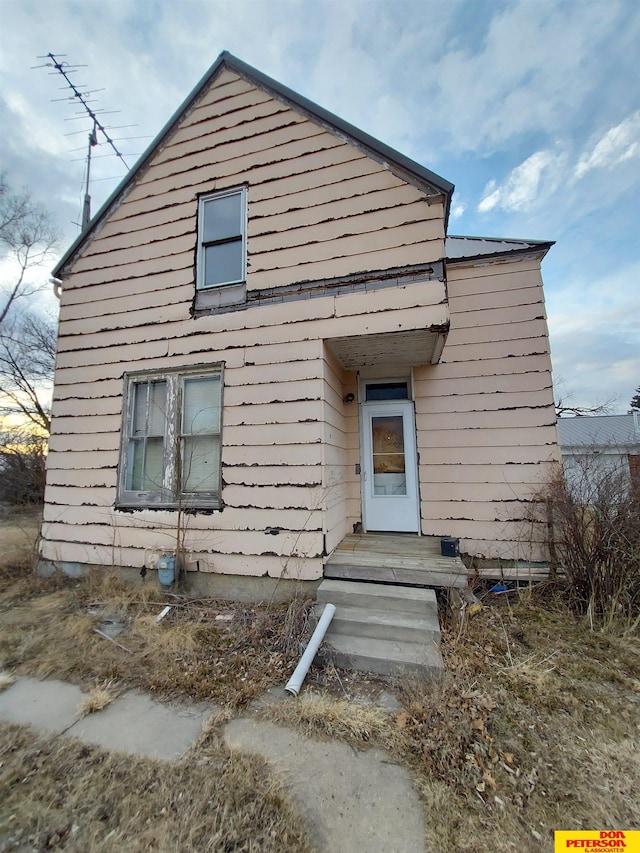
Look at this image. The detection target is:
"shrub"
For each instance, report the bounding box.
[541,459,640,625]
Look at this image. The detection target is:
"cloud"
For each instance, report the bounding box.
[478,150,564,213]
[574,111,640,179]
[546,261,640,412]
[449,201,466,221]
[416,0,638,156]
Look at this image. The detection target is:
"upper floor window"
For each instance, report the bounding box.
[197,187,247,289]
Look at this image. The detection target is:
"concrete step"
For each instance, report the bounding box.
[314,579,443,678]
[315,604,440,644]
[316,578,438,615]
[322,633,443,678]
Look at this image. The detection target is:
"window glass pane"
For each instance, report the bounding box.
[143,438,164,490]
[366,382,408,401]
[132,381,166,436]
[132,384,147,436]
[127,436,164,491]
[183,376,221,435]
[372,416,405,457]
[148,382,167,435]
[204,240,243,286]
[182,435,220,492]
[203,193,242,243]
[127,439,144,490]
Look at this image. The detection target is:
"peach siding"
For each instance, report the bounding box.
[60,67,445,296]
[321,346,360,555]
[414,256,560,560]
[42,61,559,580]
[42,272,447,578]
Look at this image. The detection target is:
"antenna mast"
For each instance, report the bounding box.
[82,121,98,230]
[36,52,130,229]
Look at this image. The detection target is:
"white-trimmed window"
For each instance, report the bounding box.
[197,187,247,289]
[118,366,223,509]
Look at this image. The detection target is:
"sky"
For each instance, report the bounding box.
[1,0,638,413]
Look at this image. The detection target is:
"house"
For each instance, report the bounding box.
[39,51,560,597]
[557,413,640,497]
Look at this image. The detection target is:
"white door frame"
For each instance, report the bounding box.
[360,399,421,533]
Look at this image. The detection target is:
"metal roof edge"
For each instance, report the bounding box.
[224,53,454,197]
[447,234,554,245]
[446,236,555,264]
[53,50,454,277]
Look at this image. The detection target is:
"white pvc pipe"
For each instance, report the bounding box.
[285,603,336,696]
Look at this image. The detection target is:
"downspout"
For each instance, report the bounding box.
[285,603,336,696]
[50,277,63,300]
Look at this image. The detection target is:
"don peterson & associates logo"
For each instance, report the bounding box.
[555,831,639,851]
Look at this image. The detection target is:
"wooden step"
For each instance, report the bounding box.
[324,561,466,589]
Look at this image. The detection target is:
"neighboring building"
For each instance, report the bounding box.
[39,52,560,591]
[557,413,640,496]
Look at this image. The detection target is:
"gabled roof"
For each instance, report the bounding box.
[557,414,640,450]
[53,51,454,278]
[446,235,554,263]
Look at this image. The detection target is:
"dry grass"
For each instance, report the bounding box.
[78,681,118,717]
[0,671,15,690]
[0,513,42,592]
[266,693,393,744]
[0,562,316,708]
[0,723,313,852]
[1,519,638,852]
[260,590,640,852]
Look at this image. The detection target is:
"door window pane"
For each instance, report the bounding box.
[371,415,407,495]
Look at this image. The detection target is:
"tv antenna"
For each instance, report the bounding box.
[34,52,132,230]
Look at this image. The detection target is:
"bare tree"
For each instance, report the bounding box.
[554,378,616,418]
[0,310,56,434]
[0,173,59,327]
[0,426,47,506]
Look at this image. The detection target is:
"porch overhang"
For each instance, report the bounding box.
[327,325,449,370]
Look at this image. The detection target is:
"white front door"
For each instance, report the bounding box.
[361,400,420,533]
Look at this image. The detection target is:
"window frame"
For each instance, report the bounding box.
[117,365,224,511]
[196,187,247,291]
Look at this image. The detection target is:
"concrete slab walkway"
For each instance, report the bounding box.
[0,677,427,852]
[0,677,212,761]
[224,717,426,853]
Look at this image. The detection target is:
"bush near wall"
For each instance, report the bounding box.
[541,457,640,625]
